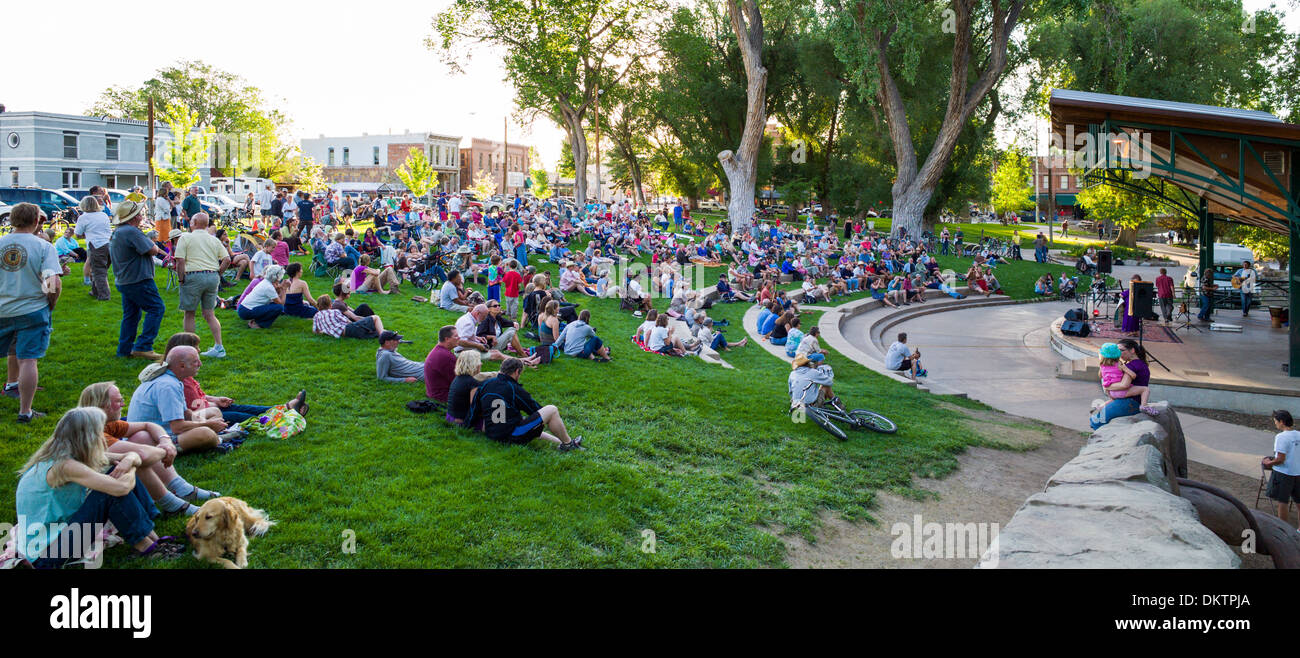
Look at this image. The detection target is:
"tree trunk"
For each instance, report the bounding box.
[890,187,930,240]
[1116,226,1138,248]
[719,0,766,239]
[560,109,588,206]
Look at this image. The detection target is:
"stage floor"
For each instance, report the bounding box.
[1054,311,1299,397]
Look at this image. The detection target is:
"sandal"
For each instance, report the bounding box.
[131,536,185,560]
[411,296,428,303]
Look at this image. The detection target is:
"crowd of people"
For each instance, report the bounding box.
[2,182,1080,568]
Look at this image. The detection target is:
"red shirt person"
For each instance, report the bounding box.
[423,325,460,401]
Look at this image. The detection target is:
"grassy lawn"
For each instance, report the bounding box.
[1,230,1051,569]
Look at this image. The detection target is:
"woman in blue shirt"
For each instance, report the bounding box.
[15,407,183,567]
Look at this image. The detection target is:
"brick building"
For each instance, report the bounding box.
[1035,155,1083,218]
[459,138,530,196]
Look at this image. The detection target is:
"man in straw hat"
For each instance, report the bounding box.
[109,197,166,360]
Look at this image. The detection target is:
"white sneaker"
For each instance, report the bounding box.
[202,345,227,358]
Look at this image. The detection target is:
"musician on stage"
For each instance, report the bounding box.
[1118,274,1143,334]
[1197,267,1218,322]
[1155,268,1176,325]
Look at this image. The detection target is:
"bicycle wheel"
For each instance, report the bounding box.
[803,406,849,441]
[850,409,897,434]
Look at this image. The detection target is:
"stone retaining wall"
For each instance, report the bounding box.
[981,402,1240,568]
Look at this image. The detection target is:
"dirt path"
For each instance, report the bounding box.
[782,406,1271,568]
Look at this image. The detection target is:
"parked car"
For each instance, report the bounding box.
[698,199,723,211]
[60,188,131,206]
[199,194,242,215]
[0,187,81,220]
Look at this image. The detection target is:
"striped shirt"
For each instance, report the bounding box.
[312,308,349,338]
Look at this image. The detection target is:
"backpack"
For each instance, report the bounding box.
[406,399,446,414]
[311,252,329,277]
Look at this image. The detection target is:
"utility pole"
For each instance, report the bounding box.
[147,97,156,195]
[502,116,508,196]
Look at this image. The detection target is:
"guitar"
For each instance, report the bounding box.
[1231,275,1242,289]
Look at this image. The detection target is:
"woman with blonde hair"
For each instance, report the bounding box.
[15,407,185,566]
[446,349,487,427]
[79,381,218,516]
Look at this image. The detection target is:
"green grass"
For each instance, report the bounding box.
[2,234,1038,569]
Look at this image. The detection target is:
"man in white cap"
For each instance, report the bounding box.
[109,197,166,360]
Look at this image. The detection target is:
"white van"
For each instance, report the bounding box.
[1183,243,1256,288]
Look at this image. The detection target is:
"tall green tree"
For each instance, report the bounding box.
[824,0,1033,238]
[430,0,664,206]
[528,147,552,198]
[989,146,1034,215]
[394,148,440,198]
[88,60,295,180]
[151,103,215,190]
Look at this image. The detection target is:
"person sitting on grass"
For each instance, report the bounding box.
[313,294,385,340]
[697,317,748,352]
[283,262,318,318]
[126,345,226,454]
[142,332,308,426]
[477,300,536,360]
[376,330,424,384]
[1034,274,1054,297]
[330,281,374,320]
[237,264,288,329]
[79,381,219,517]
[647,315,687,356]
[466,357,584,452]
[438,270,471,312]
[15,407,186,566]
[783,317,805,357]
[555,309,612,362]
[884,332,926,379]
[446,349,486,428]
[788,353,836,412]
[352,254,400,295]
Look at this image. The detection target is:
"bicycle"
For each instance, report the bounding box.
[795,395,897,440]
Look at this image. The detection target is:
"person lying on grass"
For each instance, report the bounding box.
[376,330,424,384]
[16,407,187,566]
[141,332,308,426]
[465,357,584,452]
[313,294,385,341]
[79,381,219,517]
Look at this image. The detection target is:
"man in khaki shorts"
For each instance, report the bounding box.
[173,213,230,358]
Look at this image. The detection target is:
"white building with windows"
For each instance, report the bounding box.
[0,110,209,191]
[301,131,462,194]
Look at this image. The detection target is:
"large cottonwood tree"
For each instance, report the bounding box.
[431,0,662,206]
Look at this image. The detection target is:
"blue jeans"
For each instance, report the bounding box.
[578,335,604,359]
[31,476,156,569]
[238,303,284,328]
[1241,292,1253,316]
[221,403,273,424]
[116,279,165,357]
[1197,293,1213,320]
[710,333,728,350]
[345,245,362,265]
[1090,397,1140,430]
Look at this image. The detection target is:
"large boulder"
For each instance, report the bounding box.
[983,481,1241,569]
[1250,511,1300,569]
[1180,486,1250,546]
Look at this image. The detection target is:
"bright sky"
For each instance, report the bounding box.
[4,1,1294,167]
[2,0,566,168]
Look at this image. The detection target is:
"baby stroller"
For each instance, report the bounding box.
[1059,277,1079,301]
[406,254,446,292]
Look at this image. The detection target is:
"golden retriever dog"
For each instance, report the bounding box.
[185,497,275,569]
